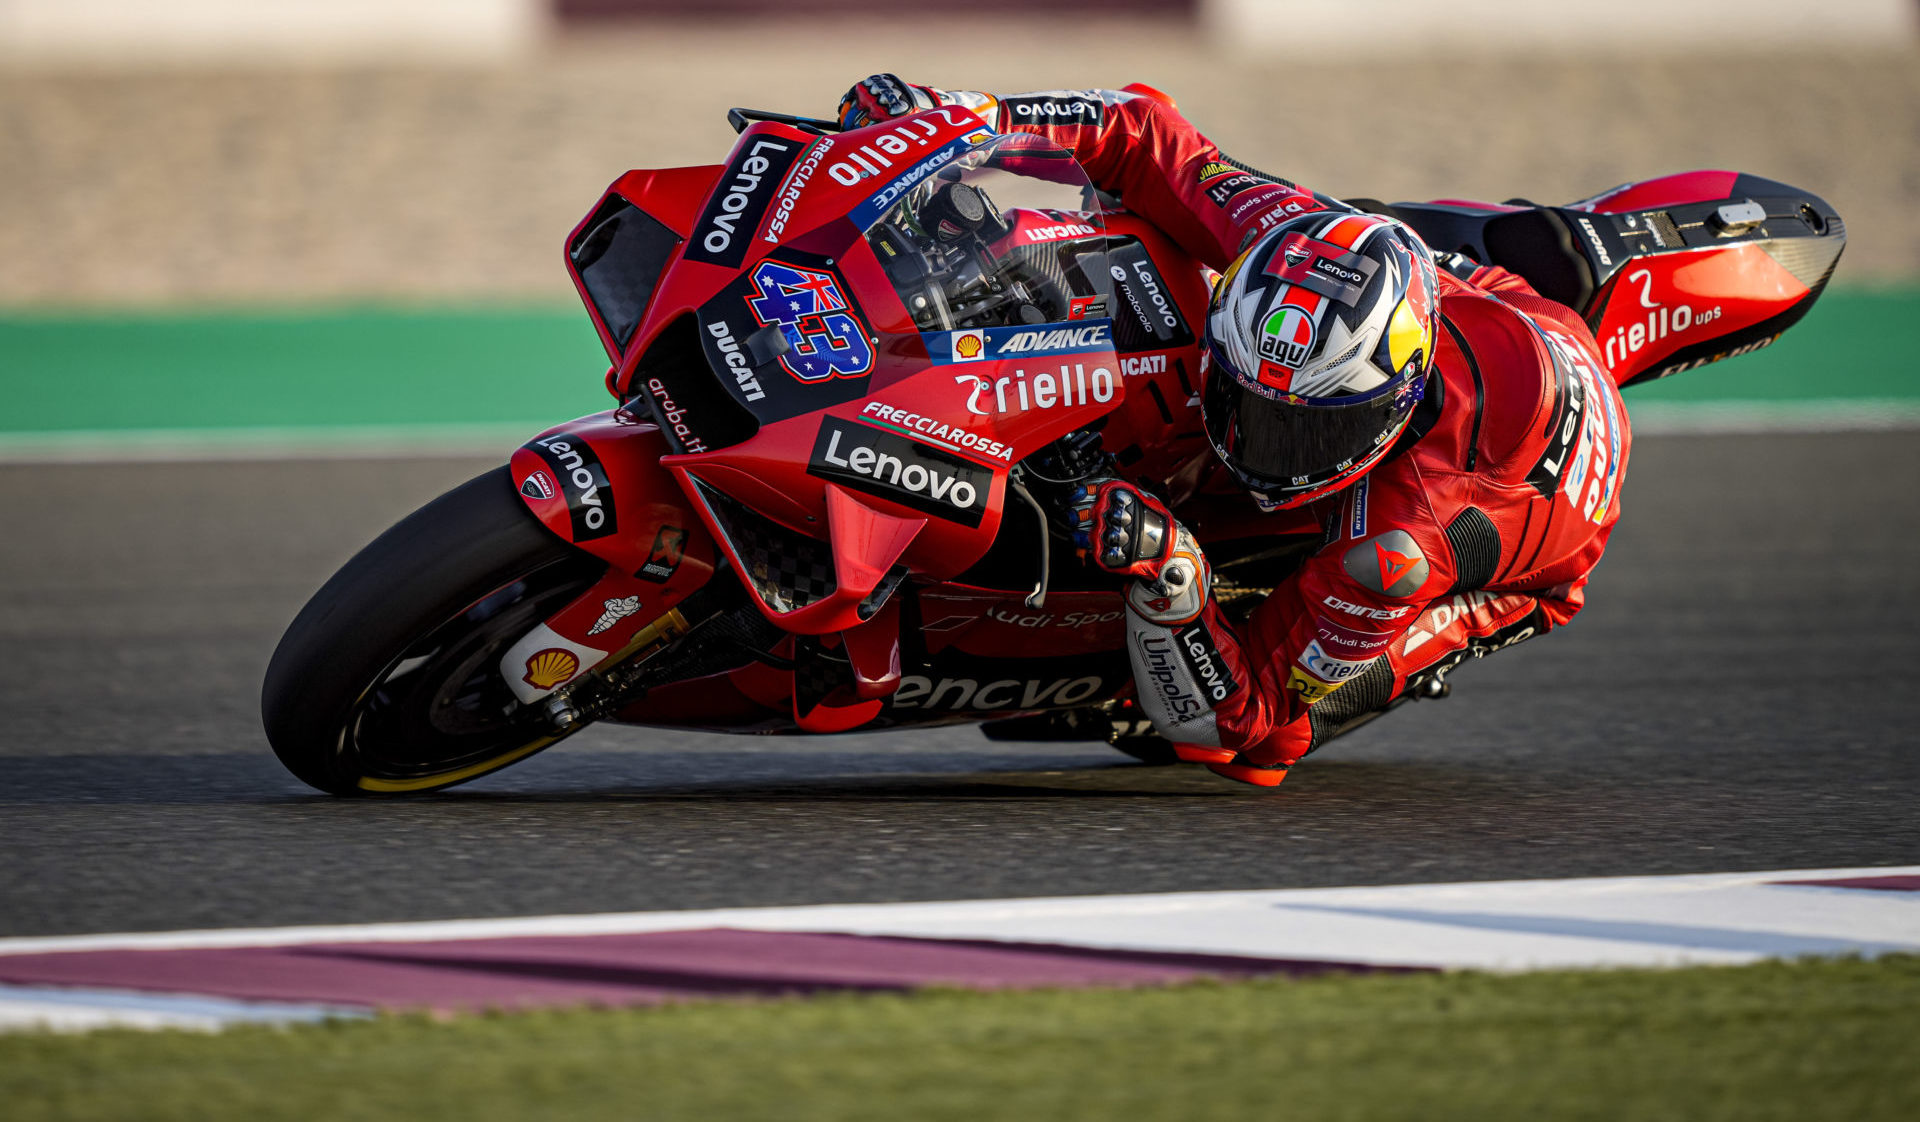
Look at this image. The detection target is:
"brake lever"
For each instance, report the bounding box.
[1007,477,1050,610]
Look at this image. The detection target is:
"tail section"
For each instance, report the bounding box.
[1392,171,1845,389]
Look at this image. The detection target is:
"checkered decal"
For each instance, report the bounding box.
[858,565,910,621]
[695,482,837,615]
[792,635,856,712]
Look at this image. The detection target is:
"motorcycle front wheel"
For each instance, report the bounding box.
[262,467,604,795]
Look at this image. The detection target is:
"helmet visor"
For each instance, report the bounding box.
[1203,359,1416,498]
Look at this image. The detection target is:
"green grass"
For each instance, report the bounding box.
[1621,284,1917,404]
[0,286,1915,440]
[5,955,1918,1121]
[0,306,609,434]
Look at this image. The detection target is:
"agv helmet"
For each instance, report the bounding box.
[1202,211,1440,509]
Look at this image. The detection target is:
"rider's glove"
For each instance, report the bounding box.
[1070,480,1211,627]
[1070,479,1175,580]
[837,74,942,130]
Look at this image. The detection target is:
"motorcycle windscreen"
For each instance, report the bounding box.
[689,132,1122,453]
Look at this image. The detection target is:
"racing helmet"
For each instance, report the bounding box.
[1202,211,1441,509]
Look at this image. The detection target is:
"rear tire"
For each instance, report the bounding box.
[262,468,603,795]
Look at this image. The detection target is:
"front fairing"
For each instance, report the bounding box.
[601,115,1128,632]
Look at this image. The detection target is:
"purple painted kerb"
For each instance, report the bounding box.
[0,928,1418,1013]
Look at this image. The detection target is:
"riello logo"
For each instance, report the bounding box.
[955,362,1114,416]
[1602,266,1724,371]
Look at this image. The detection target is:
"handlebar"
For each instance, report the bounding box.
[727,108,843,136]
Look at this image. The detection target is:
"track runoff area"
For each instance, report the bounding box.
[3,287,1917,462]
[2,867,1917,1031]
[2,292,1917,1116]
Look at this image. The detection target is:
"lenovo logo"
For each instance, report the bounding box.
[807,418,989,527]
[684,138,801,268]
[529,434,619,542]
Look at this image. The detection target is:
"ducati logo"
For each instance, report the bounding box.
[519,470,557,501]
[1283,244,1309,269]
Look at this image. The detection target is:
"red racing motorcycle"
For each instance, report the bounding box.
[262,105,1844,795]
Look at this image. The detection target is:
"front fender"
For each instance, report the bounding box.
[509,409,717,599]
[497,410,722,704]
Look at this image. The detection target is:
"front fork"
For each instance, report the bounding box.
[496,410,719,717]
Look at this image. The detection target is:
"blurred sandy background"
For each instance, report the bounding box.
[2,3,1916,307]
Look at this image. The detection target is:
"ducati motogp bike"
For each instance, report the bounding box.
[262,104,1845,794]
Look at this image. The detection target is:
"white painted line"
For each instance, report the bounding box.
[0,985,363,1033]
[4,866,1915,973]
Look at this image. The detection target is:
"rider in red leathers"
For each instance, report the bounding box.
[840,77,1632,787]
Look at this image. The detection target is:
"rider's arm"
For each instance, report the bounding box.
[862,81,1349,270]
[1220,517,1452,767]
[1133,471,1456,775]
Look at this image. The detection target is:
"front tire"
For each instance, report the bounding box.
[262,468,603,795]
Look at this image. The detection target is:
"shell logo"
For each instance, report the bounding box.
[952,331,985,361]
[522,647,580,690]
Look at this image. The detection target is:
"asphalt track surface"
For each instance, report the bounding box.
[2,432,1916,939]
